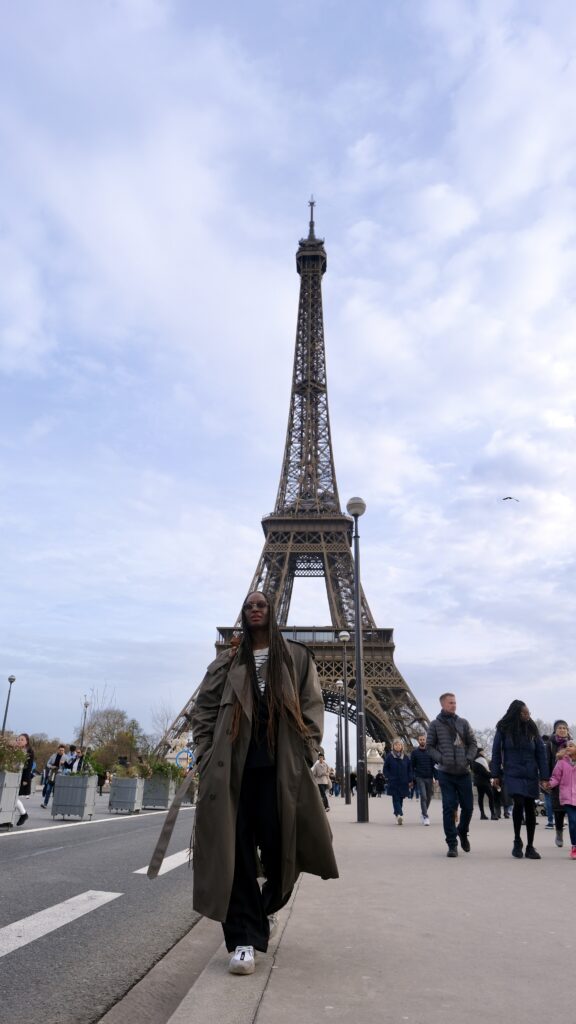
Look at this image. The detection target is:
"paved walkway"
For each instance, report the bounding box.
[168,792,571,1024]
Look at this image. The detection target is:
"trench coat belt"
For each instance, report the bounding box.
[147,767,199,880]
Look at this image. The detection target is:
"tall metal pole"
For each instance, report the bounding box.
[1,675,16,737]
[79,696,90,749]
[347,497,368,823]
[338,632,351,805]
[337,700,343,797]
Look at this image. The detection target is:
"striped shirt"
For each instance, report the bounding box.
[253,648,269,694]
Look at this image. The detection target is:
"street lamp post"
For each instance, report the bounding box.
[337,631,351,805]
[346,496,368,823]
[335,685,344,797]
[1,676,16,737]
[79,696,90,750]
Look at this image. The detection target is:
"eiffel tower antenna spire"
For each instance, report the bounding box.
[308,195,316,238]
[157,209,429,756]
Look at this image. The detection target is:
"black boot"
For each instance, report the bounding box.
[525,845,541,859]
[512,838,523,858]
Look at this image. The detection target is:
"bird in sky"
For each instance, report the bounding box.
[502,496,519,501]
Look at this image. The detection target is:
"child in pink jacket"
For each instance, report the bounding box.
[548,741,576,860]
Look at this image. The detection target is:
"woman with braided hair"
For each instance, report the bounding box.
[190,591,338,975]
[490,700,549,859]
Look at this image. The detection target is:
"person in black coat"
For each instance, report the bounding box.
[14,732,34,827]
[383,739,413,824]
[490,700,549,860]
[472,748,497,819]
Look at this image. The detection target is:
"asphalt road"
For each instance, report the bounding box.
[0,796,200,1024]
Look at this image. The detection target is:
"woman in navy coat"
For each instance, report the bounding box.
[384,739,413,825]
[490,700,549,860]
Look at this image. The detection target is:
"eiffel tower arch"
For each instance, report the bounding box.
[158,205,429,756]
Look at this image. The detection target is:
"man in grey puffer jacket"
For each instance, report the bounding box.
[426,693,478,857]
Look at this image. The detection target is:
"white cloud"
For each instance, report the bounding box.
[2,0,576,741]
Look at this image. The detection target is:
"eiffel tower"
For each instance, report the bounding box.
[158,204,428,756]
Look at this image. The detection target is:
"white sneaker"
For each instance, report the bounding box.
[397,815,403,825]
[268,914,279,938]
[229,945,255,975]
[423,816,431,826]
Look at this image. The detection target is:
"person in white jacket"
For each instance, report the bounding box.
[312,753,332,811]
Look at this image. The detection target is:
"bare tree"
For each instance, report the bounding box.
[80,708,129,749]
[150,700,177,747]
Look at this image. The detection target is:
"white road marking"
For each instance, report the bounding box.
[0,806,194,840]
[134,849,191,876]
[0,890,122,958]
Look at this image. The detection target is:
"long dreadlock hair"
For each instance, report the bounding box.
[229,591,310,749]
[496,699,539,745]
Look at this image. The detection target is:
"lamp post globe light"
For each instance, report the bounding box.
[346,496,369,824]
[337,631,351,805]
[1,675,16,737]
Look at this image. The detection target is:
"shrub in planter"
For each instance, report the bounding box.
[108,761,151,813]
[108,776,145,813]
[142,760,184,808]
[51,772,98,820]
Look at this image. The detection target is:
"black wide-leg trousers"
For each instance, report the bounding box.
[222,765,291,953]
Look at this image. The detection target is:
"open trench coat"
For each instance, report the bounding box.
[190,640,339,922]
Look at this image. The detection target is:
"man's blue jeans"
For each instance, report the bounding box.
[416,778,434,817]
[437,770,474,847]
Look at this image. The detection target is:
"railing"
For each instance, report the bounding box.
[216,626,394,645]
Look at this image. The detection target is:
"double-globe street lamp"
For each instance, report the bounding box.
[1,675,16,737]
[346,496,369,824]
[337,630,352,805]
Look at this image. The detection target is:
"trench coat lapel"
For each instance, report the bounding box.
[227,658,253,721]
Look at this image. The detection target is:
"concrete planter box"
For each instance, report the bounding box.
[108,776,144,814]
[52,774,98,819]
[142,775,176,808]
[0,770,23,827]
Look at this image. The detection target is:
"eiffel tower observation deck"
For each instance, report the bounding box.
[159,205,428,754]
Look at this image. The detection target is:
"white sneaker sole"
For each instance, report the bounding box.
[229,960,255,975]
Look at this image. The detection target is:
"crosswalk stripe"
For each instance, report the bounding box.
[0,890,122,958]
[134,848,190,876]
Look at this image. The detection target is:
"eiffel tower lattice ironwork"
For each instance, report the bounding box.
[158,204,428,756]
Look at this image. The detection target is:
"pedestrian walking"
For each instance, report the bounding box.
[14,733,34,827]
[312,753,332,811]
[426,693,478,857]
[41,744,66,807]
[540,735,555,829]
[472,748,497,820]
[544,721,572,847]
[490,700,549,860]
[547,740,576,860]
[190,591,338,976]
[410,733,435,825]
[384,739,413,824]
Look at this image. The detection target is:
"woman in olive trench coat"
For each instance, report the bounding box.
[190,592,338,972]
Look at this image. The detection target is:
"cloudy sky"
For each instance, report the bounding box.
[1,0,576,753]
